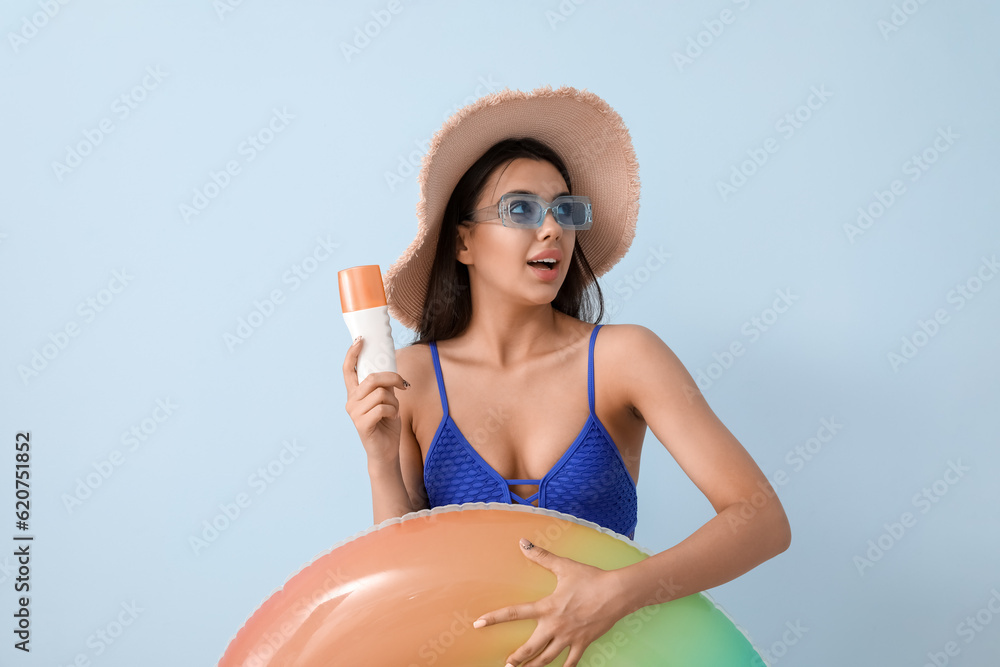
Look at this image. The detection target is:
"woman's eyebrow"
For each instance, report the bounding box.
[506,189,572,198]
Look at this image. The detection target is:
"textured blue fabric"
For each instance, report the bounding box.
[423,324,638,539]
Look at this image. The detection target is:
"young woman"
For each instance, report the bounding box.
[343,86,791,667]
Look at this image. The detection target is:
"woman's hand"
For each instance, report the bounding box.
[473,538,630,667]
[342,336,409,466]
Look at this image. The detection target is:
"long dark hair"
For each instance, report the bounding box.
[410,138,606,345]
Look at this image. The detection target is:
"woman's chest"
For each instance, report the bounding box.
[412,357,646,483]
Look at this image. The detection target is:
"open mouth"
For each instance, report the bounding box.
[527,260,558,272]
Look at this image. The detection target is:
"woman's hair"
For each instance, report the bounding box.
[411,137,606,345]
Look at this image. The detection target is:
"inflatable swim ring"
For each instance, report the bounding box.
[219,503,767,666]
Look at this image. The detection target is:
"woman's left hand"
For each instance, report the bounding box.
[472,538,630,667]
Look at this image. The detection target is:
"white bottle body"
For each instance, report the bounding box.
[343,305,396,384]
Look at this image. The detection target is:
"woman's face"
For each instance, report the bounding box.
[456,158,576,303]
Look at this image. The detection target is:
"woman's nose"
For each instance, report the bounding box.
[538,210,562,238]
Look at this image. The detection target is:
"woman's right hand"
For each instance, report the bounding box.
[342,336,409,466]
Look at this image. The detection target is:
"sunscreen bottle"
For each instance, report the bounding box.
[338,265,397,385]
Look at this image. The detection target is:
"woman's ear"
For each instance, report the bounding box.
[455,222,473,266]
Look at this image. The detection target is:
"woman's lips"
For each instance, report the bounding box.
[527,262,559,282]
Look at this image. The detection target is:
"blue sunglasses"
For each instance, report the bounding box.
[464,193,593,230]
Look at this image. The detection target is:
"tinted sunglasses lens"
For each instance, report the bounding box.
[555,201,589,227]
[508,198,543,226]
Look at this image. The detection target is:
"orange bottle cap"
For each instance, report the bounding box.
[338,265,387,312]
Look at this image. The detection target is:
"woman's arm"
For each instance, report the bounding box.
[368,410,428,524]
[473,324,791,667]
[367,458,415,524]
[609,323,791,614]
[344,340,428,524]
[368,345,429,524]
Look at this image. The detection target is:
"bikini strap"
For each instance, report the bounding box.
[588,324,603,414]
[428,341,449,416]
[435,329,599,420]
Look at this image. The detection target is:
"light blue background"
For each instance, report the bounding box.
[2,1,998,665]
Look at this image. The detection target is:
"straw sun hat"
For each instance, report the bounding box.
[383,84,641,331]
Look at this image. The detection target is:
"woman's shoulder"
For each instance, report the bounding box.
[595,322,688,388]
[394,340,434,382]
[392,342,439,441]
[596,321,668,351]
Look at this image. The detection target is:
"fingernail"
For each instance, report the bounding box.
[353,335,363,345]
[402,380,410,388]
[519,538,534,550]
[472,619,485,629]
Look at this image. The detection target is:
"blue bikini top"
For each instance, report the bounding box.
[422,324,638,539]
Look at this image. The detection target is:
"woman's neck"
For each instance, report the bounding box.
[451,307,567,369]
